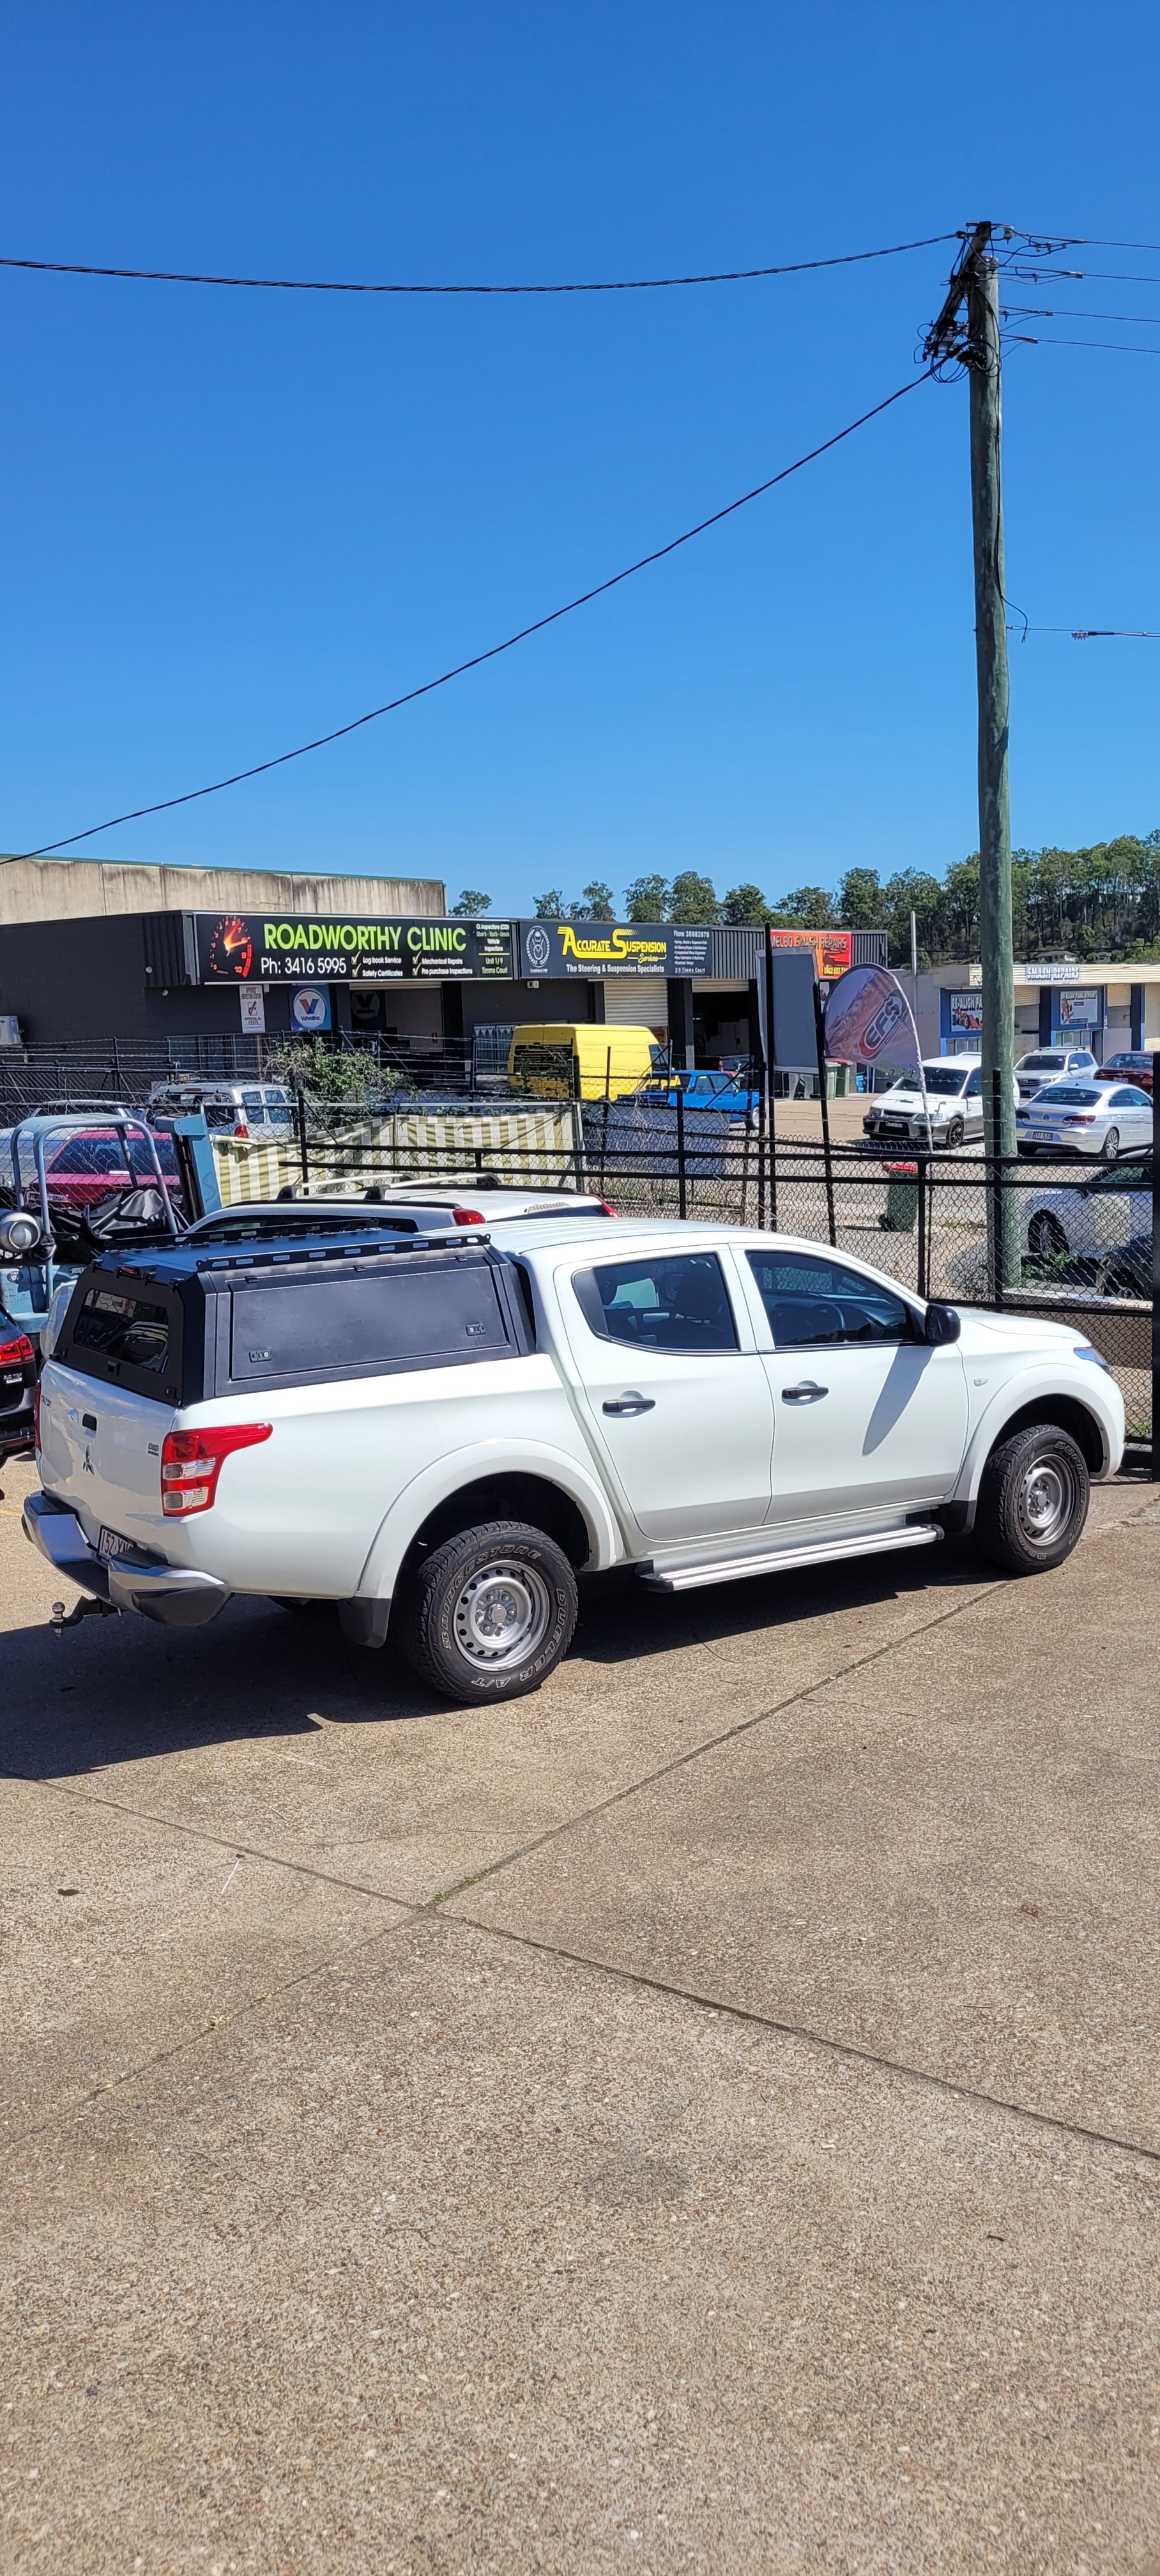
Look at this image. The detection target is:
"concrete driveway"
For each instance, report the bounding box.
[3,1453,1159,2575]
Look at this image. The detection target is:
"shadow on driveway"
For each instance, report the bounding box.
[1,1537,990,1781]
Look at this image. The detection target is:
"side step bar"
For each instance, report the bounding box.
[640,1522,943,1594]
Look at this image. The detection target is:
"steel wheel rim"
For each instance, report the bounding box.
[452,1560,553,1669]
[1030,1213,1067,1259]
[1018,1453,1076,1547]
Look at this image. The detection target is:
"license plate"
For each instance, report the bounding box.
[1030,1129,1057,1142]
[98,1526,138,1561]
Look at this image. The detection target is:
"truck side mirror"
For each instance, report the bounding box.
[924,1301,961,1345]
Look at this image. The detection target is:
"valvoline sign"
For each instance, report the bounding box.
[290,987,332,1032]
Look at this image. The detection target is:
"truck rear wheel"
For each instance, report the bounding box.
[973,1423,1089,1574]
[397,1519,578,1703]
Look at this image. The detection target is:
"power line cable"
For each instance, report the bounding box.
[1007,266,1160,286]
[1009,626,1160,640]
[1004,305,1160,326]
[1005,333,1160,356]
[12,370,934,860]
[0,231,958,296]
[1009,234,1160,254]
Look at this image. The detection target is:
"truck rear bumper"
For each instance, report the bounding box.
[23,1490,231,1629]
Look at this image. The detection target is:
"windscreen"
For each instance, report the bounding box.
[913,1066,966,1096]
[1039,1085,1103,1107]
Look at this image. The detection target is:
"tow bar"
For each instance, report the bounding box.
[50,1597,121,1632]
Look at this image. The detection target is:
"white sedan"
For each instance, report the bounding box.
[1021,1154,1151,1271]
[1015,1078,1153,1161]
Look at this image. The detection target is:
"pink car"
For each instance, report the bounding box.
[9,1123,183,1218]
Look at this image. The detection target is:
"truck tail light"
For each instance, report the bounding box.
[161,1422,271,1515]
[598,1200,618,1217]
[0,1331,34,1367]
[235,1119,249,1139]
[34,1375,42,1450]
[450,1206,485,1226]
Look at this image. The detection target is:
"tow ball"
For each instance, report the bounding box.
[50,1598,120,1633]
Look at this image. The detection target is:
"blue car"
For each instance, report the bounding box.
[632,1068,761,1120]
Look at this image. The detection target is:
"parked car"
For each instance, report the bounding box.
[29,1214,1122,1705]
[1097,1050,1155,1093]
[631,1068,761,1119]
[1089,1232,1151,1299]
[1014,1046,1098,1101]
[508,1025,664,1101]
[0,1320,36,1463]
[1015,1078,1152,1161]
[147,1080,294,1140]
[862,1055,1005,1149]
[183,1185,617,1240]
[0,1121,183,1216]
[1021,1156,1151,1274]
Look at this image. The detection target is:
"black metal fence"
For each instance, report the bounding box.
[278,1094,1155,1451]
[3,1040,1154,1454]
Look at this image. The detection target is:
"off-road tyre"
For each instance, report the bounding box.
[396,1518,578,1704]
[973,1423,1090,1575]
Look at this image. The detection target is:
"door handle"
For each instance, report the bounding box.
[602,1392,656,1416]
[781,1381,828,1402]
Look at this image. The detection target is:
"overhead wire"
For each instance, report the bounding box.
[1004,305,1160,326]
[12,369,935,859]
[0,231,959,296]
[1009,627,1160,640]
[1005,334,1160,356]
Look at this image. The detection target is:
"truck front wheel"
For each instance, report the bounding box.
[397,1519,578,1703]
[973,1423,1090,1574]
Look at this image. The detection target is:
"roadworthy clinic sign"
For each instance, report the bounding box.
[194,913,515,983]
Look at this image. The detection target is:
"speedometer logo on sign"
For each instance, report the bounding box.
[207,915,254,979]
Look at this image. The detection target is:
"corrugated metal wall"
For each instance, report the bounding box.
[703,926,888,977]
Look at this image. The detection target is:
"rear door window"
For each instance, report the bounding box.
[572,1254,737,1351]
[229,1255,517,1384]
[58,1273,183,1402]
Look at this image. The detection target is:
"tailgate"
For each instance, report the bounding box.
[38,1360,175,1551]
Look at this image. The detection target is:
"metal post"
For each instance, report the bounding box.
[295,1080,310,1192]
[989,1068,1005,1307]
[917,1150,929,1300]
[756,1082,767,1232]
[813,984,837,1249]
[1152,1052,1160,1480]
[676,1080,687,1220]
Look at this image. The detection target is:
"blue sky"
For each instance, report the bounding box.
[2,2,1157,913]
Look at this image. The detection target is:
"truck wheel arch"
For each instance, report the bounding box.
[955,1384,1111,1521]
[352,1439,623,1619]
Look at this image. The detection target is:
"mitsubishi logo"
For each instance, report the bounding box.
[82,1444,95,1475]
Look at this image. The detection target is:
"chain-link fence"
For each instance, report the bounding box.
[2,1048,1150,1445]
[281,1098,1152,1444]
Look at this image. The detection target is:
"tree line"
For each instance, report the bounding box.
[450,831,1160,962]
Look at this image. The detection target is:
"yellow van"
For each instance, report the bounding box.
[508,1023,664,1101]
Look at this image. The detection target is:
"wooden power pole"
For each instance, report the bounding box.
[926,225,1018,1285]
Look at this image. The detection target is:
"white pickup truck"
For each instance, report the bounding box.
[26,1211,1124,1705]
